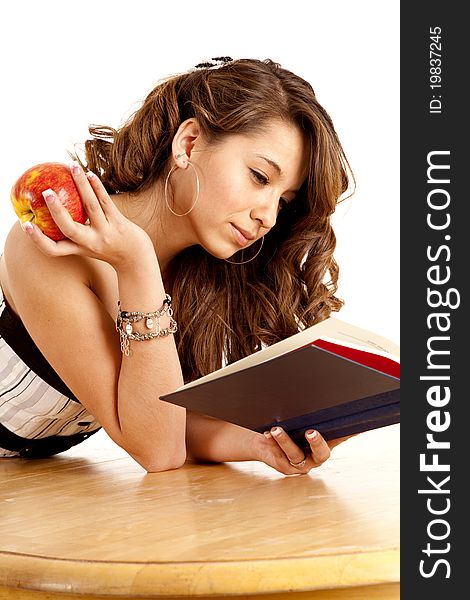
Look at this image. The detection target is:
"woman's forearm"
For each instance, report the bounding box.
[114,255,186,471]
[185,411,261,463]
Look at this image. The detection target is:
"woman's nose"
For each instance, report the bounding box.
[251,194,279,229]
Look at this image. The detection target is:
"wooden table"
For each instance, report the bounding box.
[0,424,399,599]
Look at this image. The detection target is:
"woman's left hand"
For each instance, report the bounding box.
[255,426,347,475]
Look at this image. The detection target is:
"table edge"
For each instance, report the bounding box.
[0,548,400,596]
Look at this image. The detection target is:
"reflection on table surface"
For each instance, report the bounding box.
[0,424,399,599]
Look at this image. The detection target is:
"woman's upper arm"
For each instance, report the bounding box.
[4,224,123,441]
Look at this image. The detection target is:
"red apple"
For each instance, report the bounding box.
[10,162,88,241]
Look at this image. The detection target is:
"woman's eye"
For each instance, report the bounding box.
[250,169,268,185]
[249,169,291,211]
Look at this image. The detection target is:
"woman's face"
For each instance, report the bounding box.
[175,119,309,259]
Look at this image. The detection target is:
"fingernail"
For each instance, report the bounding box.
[271,427,282,436]
[306,430,318,440]
[263,431,272,438]
[42,189,56,203]
[86,170,95,179]
[22,221,33,234]
[70,161,81,175]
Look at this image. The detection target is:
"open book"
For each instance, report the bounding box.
[160,317,400,450]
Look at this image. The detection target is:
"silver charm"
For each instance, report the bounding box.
[125,323,133,335]
[145,317,154,329]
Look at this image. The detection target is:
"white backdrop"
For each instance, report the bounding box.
[0,0,399,344]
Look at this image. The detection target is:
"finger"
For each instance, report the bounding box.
[262,430,281,449]
[69,162,108,228]
[85,170,120,219]
[262,431,308,475]
[305,430,331,465]
[21,221,80,257]
[270,427,307,466]
[42,189,85,241]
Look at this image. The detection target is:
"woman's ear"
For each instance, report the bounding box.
[171,118,202,168]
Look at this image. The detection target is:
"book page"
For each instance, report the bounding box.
[177,317,400,392]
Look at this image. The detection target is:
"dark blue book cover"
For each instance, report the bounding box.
[161,318,400,446]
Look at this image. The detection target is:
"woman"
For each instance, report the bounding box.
[0,57,353,473]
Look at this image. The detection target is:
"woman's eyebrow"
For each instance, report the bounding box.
[256,155,282,175]
[255,155,301,194]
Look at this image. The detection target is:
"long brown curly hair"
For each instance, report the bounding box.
[75,58,354,383]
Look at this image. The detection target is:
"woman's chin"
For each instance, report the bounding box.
[199,239,238,260]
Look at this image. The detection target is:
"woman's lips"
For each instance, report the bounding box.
[231,224,255,247]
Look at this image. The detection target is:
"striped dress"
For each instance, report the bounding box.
[0,284,101,457]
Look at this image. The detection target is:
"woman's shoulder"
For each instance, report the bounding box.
[1,221,89,291]
[1,222,117,320]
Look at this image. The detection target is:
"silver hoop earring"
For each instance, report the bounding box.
[164,160,200,217]
[224,236,264,265]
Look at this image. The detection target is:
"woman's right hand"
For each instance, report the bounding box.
[22,162,154,270]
